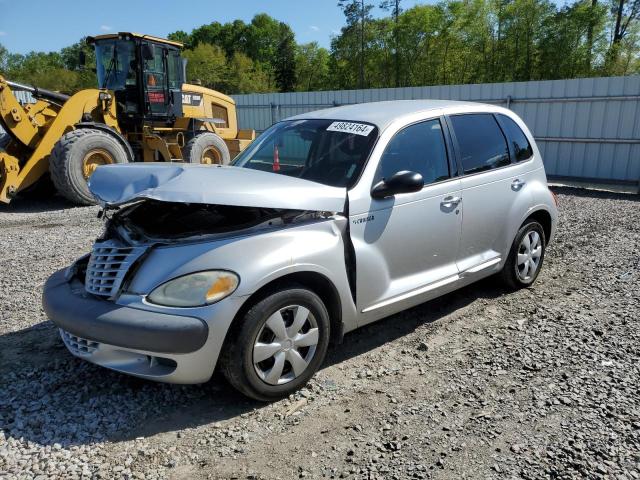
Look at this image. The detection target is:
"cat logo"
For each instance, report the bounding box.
[182,93,203,106]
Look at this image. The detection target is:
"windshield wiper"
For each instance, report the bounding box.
[101,47,118,89]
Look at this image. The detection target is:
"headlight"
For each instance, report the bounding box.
[147,270,239,307]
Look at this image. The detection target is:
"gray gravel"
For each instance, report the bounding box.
[0,188,638,479]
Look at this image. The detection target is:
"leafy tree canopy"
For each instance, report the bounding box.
[1,4,638,95]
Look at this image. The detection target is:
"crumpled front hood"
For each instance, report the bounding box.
[89,163,347,212]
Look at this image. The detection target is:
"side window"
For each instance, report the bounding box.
[167,50,182,89]
[450,114,510,175]
[143,45,166,88]
[498,114,534,162]
[377,119,450,186]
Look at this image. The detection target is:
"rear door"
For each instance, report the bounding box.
[352,117,462,321]
[447,113,532,274]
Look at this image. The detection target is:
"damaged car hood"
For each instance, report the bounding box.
[89,163,347,212]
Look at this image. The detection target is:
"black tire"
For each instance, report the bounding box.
[500,221,546,289]
[49,129,129,205]
[220,286,331,401]
[182,132,230,165]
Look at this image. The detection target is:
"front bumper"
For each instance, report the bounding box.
[43,269,208,354]
[42,269,240,384]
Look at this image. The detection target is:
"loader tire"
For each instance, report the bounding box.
[183,132,230,165]
[50,129,128,205]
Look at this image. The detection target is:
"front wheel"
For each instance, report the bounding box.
[49,129,128,205]
[182,132,230,165]
[500,221,546,289]
[220,286,330,401]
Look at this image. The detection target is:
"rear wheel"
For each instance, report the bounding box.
[183,132,230,165]
[50,129,128,205]
[500,221,546,289]
[220,286,330,401]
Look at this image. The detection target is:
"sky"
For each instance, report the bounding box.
[0,0,424,54]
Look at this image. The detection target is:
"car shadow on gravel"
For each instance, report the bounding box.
[325,275,505,368]
[0,277,506,448]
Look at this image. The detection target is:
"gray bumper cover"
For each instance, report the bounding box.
[42,269,208,354]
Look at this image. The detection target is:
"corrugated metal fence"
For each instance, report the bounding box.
[232,76,640,188]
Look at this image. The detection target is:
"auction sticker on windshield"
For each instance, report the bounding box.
[327,121,375,136]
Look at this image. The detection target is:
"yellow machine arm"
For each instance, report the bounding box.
[0,76,118,202]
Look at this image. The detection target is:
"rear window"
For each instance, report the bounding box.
[450,114,510,175]
[498,114,534,162]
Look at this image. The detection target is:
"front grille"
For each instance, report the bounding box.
[60,329,100,356]
[85,240,146,298]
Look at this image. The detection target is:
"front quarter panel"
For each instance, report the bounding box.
[126,217,358,330]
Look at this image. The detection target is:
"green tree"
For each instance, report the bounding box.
[246,14,282,64]
[380,0,403,86]
[295,42,330,91]
[611,0,640,45]
[606,0,640,68]
[171,14,298,91]
[226,52,270,93]
[182,43,228,89]
[60,38,97,89]
[274,25,297,91]
[168,30,191,45]
[338,0,375,88]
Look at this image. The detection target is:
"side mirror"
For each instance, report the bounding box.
[142,44,155,61]
[79,51,86,67]
[371,170,424,199]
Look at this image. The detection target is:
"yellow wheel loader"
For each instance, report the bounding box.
[0,32,255,205]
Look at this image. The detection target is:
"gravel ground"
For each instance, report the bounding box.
[0,187,638,480]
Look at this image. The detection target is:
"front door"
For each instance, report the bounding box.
[166,49,183,120]
[141,43,173,119]
[351,118,462,323]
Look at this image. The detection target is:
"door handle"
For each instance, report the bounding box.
[441,196,461,208]
[511,179,526,190]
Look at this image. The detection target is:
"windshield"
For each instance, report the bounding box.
[95,39,137,90]
[233,119,378,188]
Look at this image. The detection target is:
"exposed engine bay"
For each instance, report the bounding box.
[100,199,331,244]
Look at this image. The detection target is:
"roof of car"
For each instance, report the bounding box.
[287,99,489,131]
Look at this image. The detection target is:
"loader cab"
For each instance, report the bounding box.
[89,33,184,127]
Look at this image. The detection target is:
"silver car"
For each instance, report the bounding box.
[43,100,558,400]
